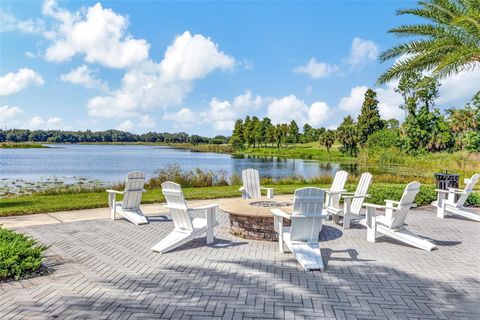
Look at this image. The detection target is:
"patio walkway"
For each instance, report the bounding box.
[1,200,479,319]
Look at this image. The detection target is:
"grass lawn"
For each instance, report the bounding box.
[3,182,478,217]
[0,143,48,149]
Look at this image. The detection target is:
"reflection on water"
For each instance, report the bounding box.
[0,144,420,184]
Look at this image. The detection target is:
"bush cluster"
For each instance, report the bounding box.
[0,228,47,281]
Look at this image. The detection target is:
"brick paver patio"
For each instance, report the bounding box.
[1,205,479,319]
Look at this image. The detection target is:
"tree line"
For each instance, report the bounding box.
[0,129,229,145]
[230,116,325,150]
[230,71,480,156]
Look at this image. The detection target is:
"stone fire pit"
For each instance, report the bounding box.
[219,196,293,241]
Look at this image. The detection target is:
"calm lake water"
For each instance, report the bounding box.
[0,144,361,183]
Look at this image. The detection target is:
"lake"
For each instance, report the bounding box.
[0,144,360,184]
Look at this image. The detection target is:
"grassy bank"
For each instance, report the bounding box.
[1,183,479,217]
[0,143,48,149]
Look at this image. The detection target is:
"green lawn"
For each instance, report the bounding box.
[3,182,478,217]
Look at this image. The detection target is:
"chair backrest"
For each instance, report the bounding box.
[161,181,194,231]
[122,171,145,210]
[350,172,373,215]
[385,181,420,229]
[453,173,480,207]
[331,170,349,191]
[290,187,325,242]
[242,169,261,199]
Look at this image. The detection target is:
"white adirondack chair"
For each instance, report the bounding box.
[363,181,437,251]
[239,168,274,199]
[272,187,328,271]
[324,170,349,210]
[106,171,148,225]
[327,172,372,229]
[436,174,480,222]
[151,181,218,253]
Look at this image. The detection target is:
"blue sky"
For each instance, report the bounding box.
[1,0,479,136]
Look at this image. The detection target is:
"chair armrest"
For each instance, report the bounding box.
[325,189,347,195]
[190,203,219,210]
[291,213,329,219]
[435,189,449,194]
[342,194,370,199]
[260,187,274,190]
[271,208,291,220]
[106,190,123,194]
[385,200,400,205]
[447,188,467,195]
[363,203,399,211]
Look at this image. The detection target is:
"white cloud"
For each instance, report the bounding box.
[60,65,110,92]
[267,95,330,126]
[25,51,37,58]
[338,86,368,116]
[438,68,480,105]
[159,31,235,82]
[0,10,45,34]
[308,102,330,126]
[338,83,404,120]
[139,115,155,128]
[87,31,235,118]
[22,116,63,130]
[294,58,338,79]
[0,106,23,122]
[117,120,134,131]
[163,107,199,126]
[43,1,149,68]
[346,37,379,68]
[0,68,44,96]
[204,91,264,131]
[115,115,155,131]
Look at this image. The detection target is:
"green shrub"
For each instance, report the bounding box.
[465,131,480,152]
[366,184,436,206]
[0,228,47,281]
[367,128,401,149]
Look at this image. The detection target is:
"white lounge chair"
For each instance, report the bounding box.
[107,171,148,225]
[327,172,372,229]
[324,170,349,210]
[363,181,436,251]
[151,181,218,253]
[272,187,328,271]
[436,174,480,222]
[239,168,274,199]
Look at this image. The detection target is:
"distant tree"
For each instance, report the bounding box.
[378,0,480,87]
[336,116,359,156]
[446,106,477,150]
[385,119,400,129]
[302,123,313,143]
[251,116,262,147]
[357,88,384,146]
[280,123,289,147]
[273,124,282,150]
[319,130,335,159]
[261,117,273,147]
[231,119,245,148]
[243,116,251,148]
[288,120,299,146]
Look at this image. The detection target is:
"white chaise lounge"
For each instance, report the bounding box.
[327,172,372,229]
[151,181,218,253]
[436,173,480,222]
[363,181,436,251]
[107,171,148,225]
[239,168,274,199]
[272,187,328,271]
[324,170,349,210]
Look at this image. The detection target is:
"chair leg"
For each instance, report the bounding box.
[366,207,377,243]
[343,214,351,229]
[205,207,216,244]
[278,232,284,253]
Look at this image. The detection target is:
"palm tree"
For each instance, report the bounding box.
[378,0,480,85]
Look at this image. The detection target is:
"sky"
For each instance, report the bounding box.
[1,0,479,136]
